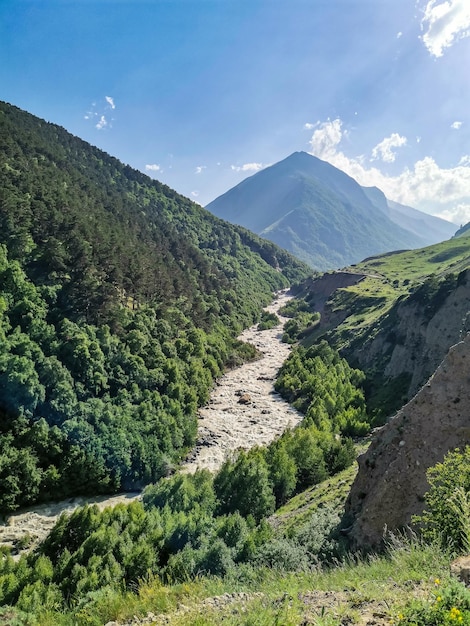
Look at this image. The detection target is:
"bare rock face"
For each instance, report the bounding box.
[303,271,366,318]
[451,555,470,586]
[345,334,470,549]
[353,270,470,401]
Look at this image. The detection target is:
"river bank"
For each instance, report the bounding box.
[182,289,303,472]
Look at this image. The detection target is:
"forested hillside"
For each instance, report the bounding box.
[0,101,310,512]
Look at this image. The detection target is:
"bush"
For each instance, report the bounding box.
[254,537,311,571]
[396,578,470,625]
[142,469,216,515]
[257,310,279,330]
[214,449,275,522]
[414,447,470,552]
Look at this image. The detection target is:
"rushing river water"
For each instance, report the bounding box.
[0,290,302,553]
[182,289,303,472]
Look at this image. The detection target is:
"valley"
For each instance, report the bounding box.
[0,290,301,555]
[1,101,470,626]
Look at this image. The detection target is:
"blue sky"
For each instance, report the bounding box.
[1,0,470,223]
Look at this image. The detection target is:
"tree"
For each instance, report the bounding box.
[414,446,470,552]
[266,440,297,506]
[214,449,275,522]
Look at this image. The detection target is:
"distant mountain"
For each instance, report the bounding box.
[361,186,455,244]
[207,151,455,269]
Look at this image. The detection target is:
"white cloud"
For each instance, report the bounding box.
[145,164,161,172]
[371,133,407,163]
[95,115,108,130]
[85,97,115,129]
[308,118,343,161]
[397,31,403,38]
[421,0,470,57]
[306,118,470,223]
[436,203,470,225]
[195,166,207,174]
[191,191,199,198]
[230,162,265,172]
[304,122,315,130]
[451,120,463,129]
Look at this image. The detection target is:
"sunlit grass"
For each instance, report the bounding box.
[105,540,449,626]
[271,462,359,532]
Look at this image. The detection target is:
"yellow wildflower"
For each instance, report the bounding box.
[449,606,462,620]
[434,578,441,586]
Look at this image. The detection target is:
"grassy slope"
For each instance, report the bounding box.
[117,237,470,626]
[270,456,361,533]
[51,545,446,626]
[306,231,470,350]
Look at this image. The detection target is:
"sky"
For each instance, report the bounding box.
[1,0,470,224]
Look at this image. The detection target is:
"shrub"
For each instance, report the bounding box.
[414,447,470,552]
[396,578,470,625]
[214,449,275,522]
[254,537,311,571]
[257,311,279,330]
[142,469,216,515]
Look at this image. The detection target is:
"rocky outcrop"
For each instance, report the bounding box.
[451,555,470,586]
[303,271,367,315]
[345,334,470,549]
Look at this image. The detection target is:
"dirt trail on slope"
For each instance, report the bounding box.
[0,290,301,554]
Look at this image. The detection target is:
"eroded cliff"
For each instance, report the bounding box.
[345,333,470,549]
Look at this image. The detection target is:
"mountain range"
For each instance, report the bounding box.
[207,151,456,269]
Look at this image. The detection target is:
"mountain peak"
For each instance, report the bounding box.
[207,153,453,270]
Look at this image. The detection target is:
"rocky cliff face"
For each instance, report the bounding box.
[345,333,470,549]
[301,271,366,317]
[347,269,470,401]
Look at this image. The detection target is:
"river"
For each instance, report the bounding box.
[0,290,302,554]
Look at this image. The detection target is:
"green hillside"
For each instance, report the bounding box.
[277,232,470,423]
[2,102,469,626]
[0,453,462,626]
[0,101,310,512]
[333,232,470,336]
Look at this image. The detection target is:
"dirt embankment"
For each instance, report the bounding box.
[346,333,470,549]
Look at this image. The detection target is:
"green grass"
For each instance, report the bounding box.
[1,456,462,626]
[271,462,359,533]
[54,539,451,626]
[303,232,470,353]
[356,232,470,285]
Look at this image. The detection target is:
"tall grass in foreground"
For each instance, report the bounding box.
[1,537,457,625]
